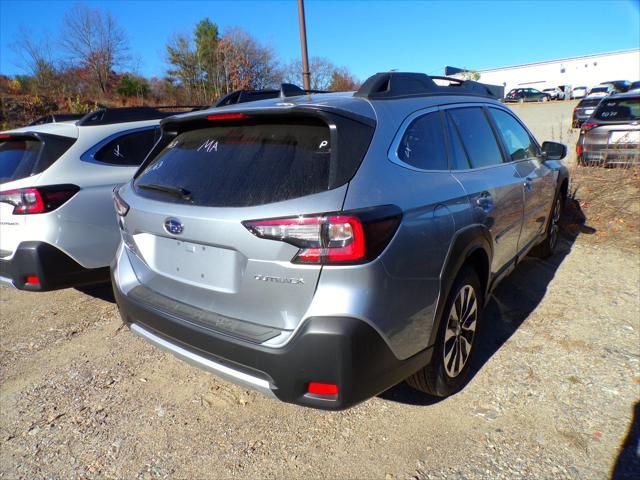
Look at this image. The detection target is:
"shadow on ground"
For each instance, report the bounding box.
[381,197,593,405]
[75,281,115,303]
[611,401,640,479]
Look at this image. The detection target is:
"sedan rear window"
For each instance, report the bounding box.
[593,98,640,121]
[135,115,373,207]
[0,134,75,183]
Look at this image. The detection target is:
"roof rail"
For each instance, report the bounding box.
[28,113,87,126]
[76,106,204,126]
[213,83,329,107]
[354,72,501,100]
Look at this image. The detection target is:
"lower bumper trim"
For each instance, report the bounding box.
[130,322,276,398]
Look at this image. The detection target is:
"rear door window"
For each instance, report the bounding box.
[135,116,373,207]
[397,112,448,170]
[489,108,539,161]
[0,134,75,183]
[93,128,159,166]
[447,108,504,168]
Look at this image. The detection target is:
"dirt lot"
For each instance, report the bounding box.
[1,100,639,479]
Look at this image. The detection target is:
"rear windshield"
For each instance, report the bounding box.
[593,98,640,121]
[0,134,75,183]
[578,98,601,108]
[134,115,373,207]
[590,87,608,93]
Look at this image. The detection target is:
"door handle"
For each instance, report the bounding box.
[476,191,494,212]
[524,177,533,192]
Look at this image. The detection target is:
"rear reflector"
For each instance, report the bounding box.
[25,276,40,285]
[206,113,250,121]
[243,206,401,265]
[308,382,339,396]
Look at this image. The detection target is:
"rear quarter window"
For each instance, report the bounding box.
[0,134,75,183]
[397,112,448,170]
[93,128,159,166]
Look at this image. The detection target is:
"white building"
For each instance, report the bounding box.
[473,49,640,95]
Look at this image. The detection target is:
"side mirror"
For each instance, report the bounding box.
[541,141,567,160]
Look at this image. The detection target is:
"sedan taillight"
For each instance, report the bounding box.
[0,185,79,215]
[243,206,402,265]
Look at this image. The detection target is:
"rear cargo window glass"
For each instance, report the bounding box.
[93,128,159,166]
[397,112,448,170]
[489,109,539,161]
[579,98,601,108]
[0,135,75,183]
[135,116,372,207]
[447,108,503,168]
[593,98,640,121]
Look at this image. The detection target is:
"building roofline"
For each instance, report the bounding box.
[479,48,640,73]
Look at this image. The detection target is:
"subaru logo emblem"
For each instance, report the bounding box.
[164,218,184,235]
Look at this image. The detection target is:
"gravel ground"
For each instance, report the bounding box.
[1,100,639,479]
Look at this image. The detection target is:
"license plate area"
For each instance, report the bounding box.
[609,130,640,144]
[133,233,242,293]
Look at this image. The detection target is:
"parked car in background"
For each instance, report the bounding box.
[628,80,640,93]
[214,84,327,107]
[600,80,631,93]
[505,88,551,103]
[542,87,568,101]
[587,85,617,98]
[571,86,588,99]
[0,106,200,291]
[572,97,603,128]
[112,73,569,410]
[577,93,639,166]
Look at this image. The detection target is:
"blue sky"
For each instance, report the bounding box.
[1,0,638,80]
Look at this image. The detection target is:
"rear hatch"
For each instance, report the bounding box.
[0,132,77,257]
[120,108,375,333]
[584,97,640,157]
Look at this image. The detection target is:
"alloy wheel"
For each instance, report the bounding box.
[443,285,478,378]
[549,198,561,251]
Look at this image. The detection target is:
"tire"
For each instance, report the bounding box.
[542,96,548,102]
[530,192,563,258]
[406,266,483,397]
[518,98,524,104]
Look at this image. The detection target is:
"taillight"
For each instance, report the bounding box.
[581,122,599,132]
[0,185,79,215]
[113,188,130,216]
[576,144,583,155]
[243,206,401,265]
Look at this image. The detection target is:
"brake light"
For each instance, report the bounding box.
[0,134,11,140]
[206,113,250,121]
[576,144,583,155]
[25,276,40,286]
[0,185,79,215]
[243,206,401,265]
[581,122,599,131]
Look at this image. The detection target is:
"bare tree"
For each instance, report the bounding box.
[10,28,58,95]
[60,4,129,94]
[284,56,336,90]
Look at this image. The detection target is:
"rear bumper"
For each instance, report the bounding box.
[113,276,432,410]
[0,241,109,291]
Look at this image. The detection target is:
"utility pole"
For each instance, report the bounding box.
[297,0,311,90]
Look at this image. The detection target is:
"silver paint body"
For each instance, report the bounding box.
[113,92,562,360]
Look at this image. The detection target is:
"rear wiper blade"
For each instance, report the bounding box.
[137,183,192,201]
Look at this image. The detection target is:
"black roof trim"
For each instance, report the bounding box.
[76,106,204,126]
[354,72,501,100]
[213,83,329,107]
[28,113,86,126]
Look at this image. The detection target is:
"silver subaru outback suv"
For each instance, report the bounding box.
[112,73,569,410]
